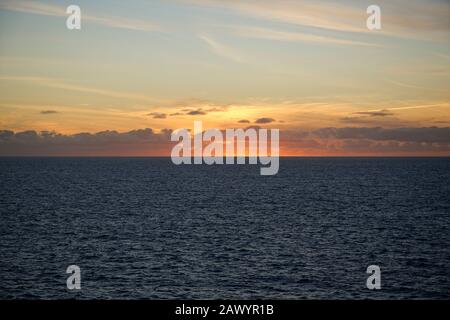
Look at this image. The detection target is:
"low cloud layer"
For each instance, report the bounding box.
[281,126,450,155]
[0,128,172,156]
[0,126,449,156]
[311,127,450,144]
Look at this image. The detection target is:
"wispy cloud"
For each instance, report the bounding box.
[0,0,161,32]
[375,103,450,112]
[385,79,449,93]
[229,25,381,47]
[198,35,244,63]
[181,0,450,41]
[0,76,168,104]
[183,0,366,33]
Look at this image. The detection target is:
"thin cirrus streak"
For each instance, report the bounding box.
[228,25,382,47]
[385,79,450,93]
[180,0,450,40]
[0,0,162,32]
[367,103,450,113]
[179,0,368,33]
[0,76,168,105]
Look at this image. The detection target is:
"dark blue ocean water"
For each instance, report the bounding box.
[0,157,449,299]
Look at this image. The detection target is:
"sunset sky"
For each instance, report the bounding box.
[0,0,449,156]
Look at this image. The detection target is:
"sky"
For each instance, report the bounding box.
[0,0,449,156]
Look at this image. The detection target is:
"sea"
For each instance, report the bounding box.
[0,157,449,299]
